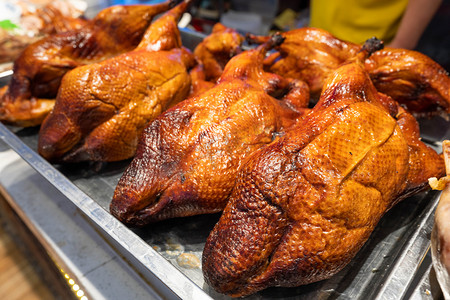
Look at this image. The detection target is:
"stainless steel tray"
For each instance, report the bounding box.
[1,29,449,299]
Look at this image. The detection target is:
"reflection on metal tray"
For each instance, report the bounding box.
[0,63,13,78]
[0,28,449,300]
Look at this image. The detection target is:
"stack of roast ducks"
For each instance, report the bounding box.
[1,0,449,297]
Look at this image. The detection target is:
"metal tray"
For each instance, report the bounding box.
[0,29,449,299]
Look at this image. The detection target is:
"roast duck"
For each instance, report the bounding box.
[430,140,450,299]
[248,27,450,116]
[0,0,176,127]
[189,23,244,97]
[192,23,244,83]
[110,34,310,226]
[247,28,360,99]
[38,0,195,163]
[202,41,445,297]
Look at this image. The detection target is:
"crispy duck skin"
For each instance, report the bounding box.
[188,64,215,97]
[365,48,450,116]
[249,28,450,116]
[202,42,445,297]
[0,0,176,127]
[247,27,360,98]
[189,23,244,97]
[110,35,310,226]
[38,0,194,163]
[193,23,244,83]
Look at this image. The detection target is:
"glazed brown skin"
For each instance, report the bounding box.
[202,55,445,297]
[110,35,310,226]
[365,48,450,116]
[0,1,176,127]
[189,23,244,97]
[193,23,244,83]
[38,0,194,163]
[188,64,215,97]
[248,27,360,98]
[250,28,450,116]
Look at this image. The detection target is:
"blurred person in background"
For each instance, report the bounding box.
[309,0,443,49]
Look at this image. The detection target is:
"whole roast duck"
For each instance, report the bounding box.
[248,27,450,116]
[110,34,310,226]
[38,0,194,163]
[202,40,445,297]
[0,0,176,127]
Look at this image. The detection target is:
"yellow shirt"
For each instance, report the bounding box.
[310,0,409,44]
